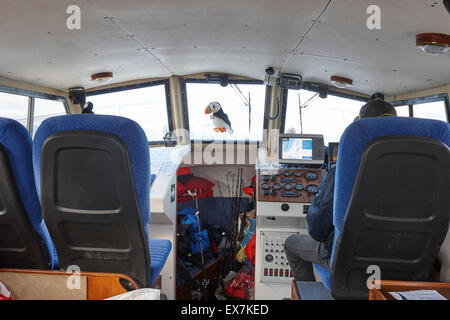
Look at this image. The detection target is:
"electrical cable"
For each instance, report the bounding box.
[279,0,333,74]
[265,86,281,120]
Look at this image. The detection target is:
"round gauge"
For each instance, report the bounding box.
[283,171,291,177]
[284,184,293,190]
[263,175,270,181]
[262,183,271,190]
[293,171,302,177]
[272,183,282,190]
[305,172,318,180]
[306,184,319,194]
[295,184,304,191]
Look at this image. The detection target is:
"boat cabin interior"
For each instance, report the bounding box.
[0,0,449,302]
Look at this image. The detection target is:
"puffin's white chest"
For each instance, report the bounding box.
[211,114,231,131]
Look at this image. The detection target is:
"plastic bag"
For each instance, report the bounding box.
[105,288,161,300]
[223,266,255,300]
[0,282,12,300]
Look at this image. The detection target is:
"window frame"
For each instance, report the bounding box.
[0,84,70,135]
[392,93,450,123]
[181,77,269,145]
[86,80,173,146]
[281,83,370,134]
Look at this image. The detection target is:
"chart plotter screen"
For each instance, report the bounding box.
[281,138,313,160]
[278,134,325,166]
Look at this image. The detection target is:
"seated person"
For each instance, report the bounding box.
[284,93,397,281]
[82,102,94,114]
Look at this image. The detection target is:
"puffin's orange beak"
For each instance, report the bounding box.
[205,106,211,114]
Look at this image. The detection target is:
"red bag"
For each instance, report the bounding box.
[177,167,191,175]
[244,233,256,266]
[224,272,254,300]
[183,176,214,191]
[177,188,214,203]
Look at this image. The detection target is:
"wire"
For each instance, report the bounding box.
[279,0,333,74]
[302,92,319,109]
[298,92,303,134]
[297,91,319,133]
[231,84,250,107]
[265,86,280,120]
[231,84,253,131]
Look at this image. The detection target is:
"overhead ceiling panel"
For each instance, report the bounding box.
[0,0,448,95]
[284,0,450,95]
[89,0,330,80]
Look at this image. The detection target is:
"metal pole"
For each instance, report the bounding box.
[27,96,35,135]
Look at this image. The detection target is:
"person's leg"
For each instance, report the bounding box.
[284,234,329,281]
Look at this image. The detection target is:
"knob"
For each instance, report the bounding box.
[265,254,274,262]
[281,204,290,212]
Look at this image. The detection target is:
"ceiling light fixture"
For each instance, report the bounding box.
[330,76,353,89]
[416,33,450,55]
[91,72,114,84]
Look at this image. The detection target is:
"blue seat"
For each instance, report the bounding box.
[33,114,171,287]
[313,117,450,299]
[0,117,57,269]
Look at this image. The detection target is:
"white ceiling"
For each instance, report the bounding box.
[0,0,449,96]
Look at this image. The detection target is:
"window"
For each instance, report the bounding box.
[413,101,447,122]
[394,105,410,117]
[284,90,365,145]
[33,98,66,137]
[0,92,29,128]
[88,84,170,143]
[185,82,266,141]
[393,96,448,122]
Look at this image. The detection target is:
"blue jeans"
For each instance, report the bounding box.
[284,234,331,281]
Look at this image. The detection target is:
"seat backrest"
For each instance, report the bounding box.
[330,117,450,300]
[0,117,55,269]
[33,114,152,287]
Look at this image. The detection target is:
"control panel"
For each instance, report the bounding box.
[257,168,325,203]
[260,231,298,283]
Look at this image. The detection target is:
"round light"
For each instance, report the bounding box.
[91,72,113,83]
[416,33,450,55]
[330,76,353,88]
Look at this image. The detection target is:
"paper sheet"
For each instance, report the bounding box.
[389,290,447,300]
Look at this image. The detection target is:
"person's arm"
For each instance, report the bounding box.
[306,166,336,242]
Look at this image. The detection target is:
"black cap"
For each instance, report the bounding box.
[359,100,397,119]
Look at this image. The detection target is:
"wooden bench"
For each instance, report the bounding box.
[0,268,143,300]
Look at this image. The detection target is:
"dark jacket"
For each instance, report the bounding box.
[306,165,336,259]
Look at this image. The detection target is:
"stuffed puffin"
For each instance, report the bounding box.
[204,102,233,133]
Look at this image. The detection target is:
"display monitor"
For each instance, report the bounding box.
[279,134,325,166]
